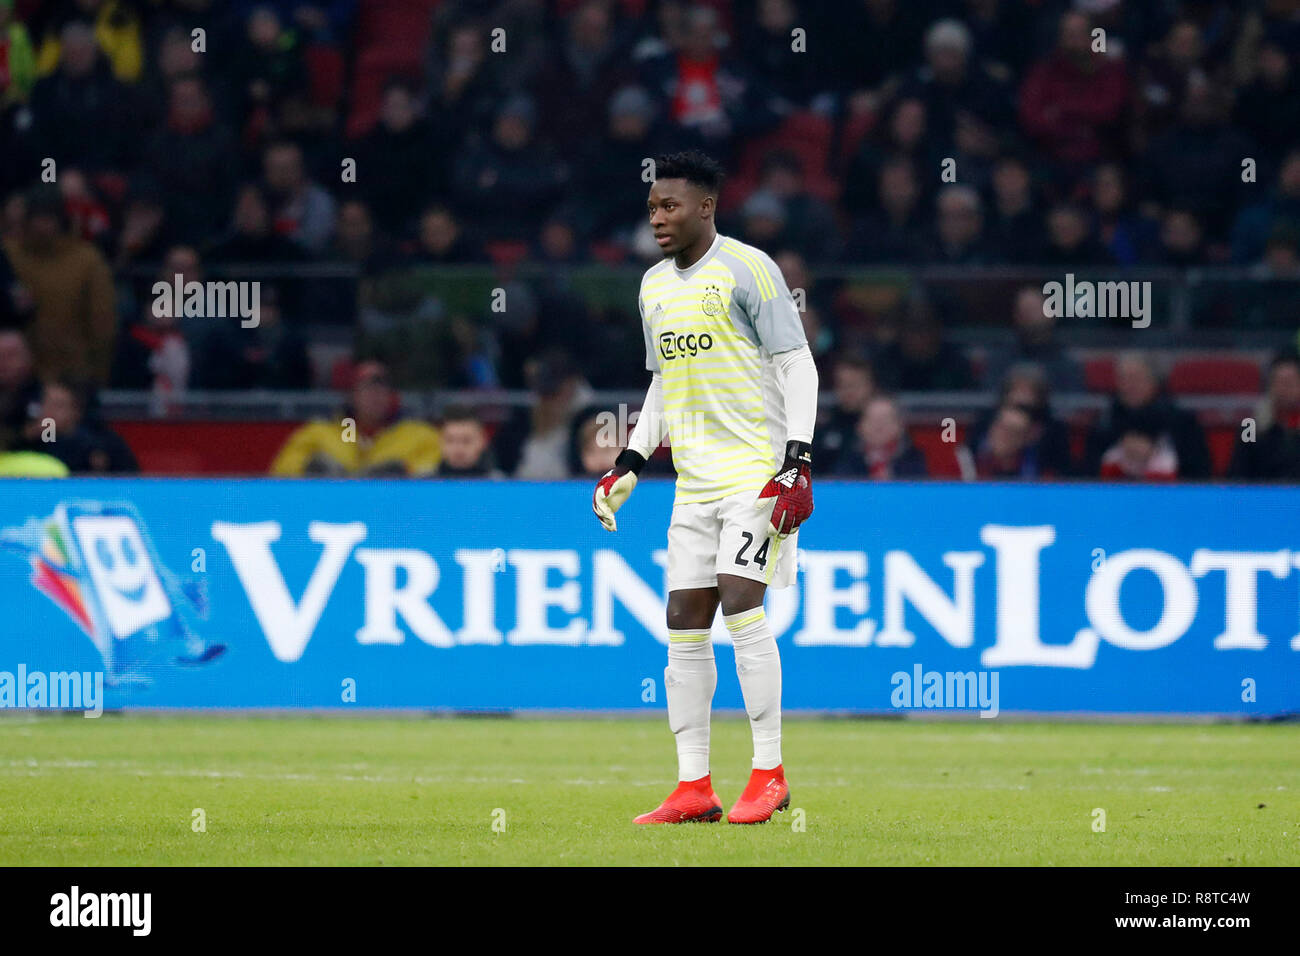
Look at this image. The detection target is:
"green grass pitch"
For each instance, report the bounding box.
[1,716,1297,865]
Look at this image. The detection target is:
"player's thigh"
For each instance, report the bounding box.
[715,490,798,589]
[666,499,723,592]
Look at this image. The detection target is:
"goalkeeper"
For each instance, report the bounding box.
[592,151,819,825]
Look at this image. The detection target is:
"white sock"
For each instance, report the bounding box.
[666,628,716,781]
[725,607,782,770]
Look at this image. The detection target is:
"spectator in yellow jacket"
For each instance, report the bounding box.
[270,361,442,477]
[0,0,37,105]
[35,0,142,83]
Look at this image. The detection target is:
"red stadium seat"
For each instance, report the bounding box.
[724,111,839,214]
[908,425,965,478]
[589,240,628,265]
[484,240,530,268]
[1168,358,1261,395]
[1205,425,1240,476]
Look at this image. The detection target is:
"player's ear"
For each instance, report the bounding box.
[700,194,715,219]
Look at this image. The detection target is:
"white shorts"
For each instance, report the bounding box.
[666,488,799,592]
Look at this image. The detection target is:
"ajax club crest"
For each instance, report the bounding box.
[700,284,724,316]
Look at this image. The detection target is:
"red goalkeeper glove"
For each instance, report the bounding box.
[755,440,813,537]
[592,449,646,532]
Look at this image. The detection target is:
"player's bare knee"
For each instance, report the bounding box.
[717,575,766,618]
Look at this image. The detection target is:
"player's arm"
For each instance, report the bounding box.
[739,249,819,536]
[592,285,668,531]
[757,344,819,535]
[592,373,664,531]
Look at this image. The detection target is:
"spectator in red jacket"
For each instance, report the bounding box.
[1018,9,1129,171]
[833,394,928,479]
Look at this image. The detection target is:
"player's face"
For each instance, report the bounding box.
[648,179,710,257]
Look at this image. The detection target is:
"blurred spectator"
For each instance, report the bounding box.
[111,286,190,396]
[330,199,398,276]
[144,75,237,243]
[814,354,876,471]
[1018,9,1129,169]
[262,139,336,254]
[901,19,1012,155]
[1097,408,1180,481]
[1140,78,1252,238]
[193,284,311,390]
[930,184,986,264]
[0,1,37,107]
[984,286,1085,392]
[1040,201,1110,265]
[833,0,926,107]
[1231,149,1300,265]
[0,232,32,324]
[985,153,1044,264]
[1235,38,1300,172]
[410,204,481,265]
[846,156,927,263]
[832,394,927,479]
[2,185,116,384]
[1229,350,1300,481]
[30,20,138,173]
[434,404,503,479]
[571,410,620,479]
[956,401,1037,479]
[34,0,144,84]
[1134,19,1209,145]
[536,0,633,151]
[754,150,841,262]
[494,349,594,479]
[15,376,138,474]
[965,363,1075,477]
[231,1,356,46]
[1152,206,1210,266]
[578,84,682,244]
[355,79,443,238]
[206,182,307,264]
[231,5,306,127]
[112,180,170,270]
[1091,162,1158,266]
[873,294,975,392]
[269,360,441,476]
[737,0,827,109]
[843,96,939,218]
[453,94,568,242]
[737,189,787,251]
[426,19,503,148]
[638,4,779,163]
[0,327,39,449]
[1084,351,1211,478]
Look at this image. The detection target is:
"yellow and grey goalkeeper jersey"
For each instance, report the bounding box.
[639,233,807,505]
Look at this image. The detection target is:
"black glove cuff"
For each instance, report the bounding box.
[614,448,648,475]
[785,440,813,468]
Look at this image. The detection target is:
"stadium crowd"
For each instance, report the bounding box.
[1,0,1299,481]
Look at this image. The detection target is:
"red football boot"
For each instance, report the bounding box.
[727,765,790,824]
[633,775,724,824]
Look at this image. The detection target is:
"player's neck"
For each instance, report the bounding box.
[674,227,718,270]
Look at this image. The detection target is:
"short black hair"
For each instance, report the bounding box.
[1270,349,1300,375]
[654,150,724,195]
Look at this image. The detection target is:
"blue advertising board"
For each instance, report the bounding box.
[0,478,1296,715]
